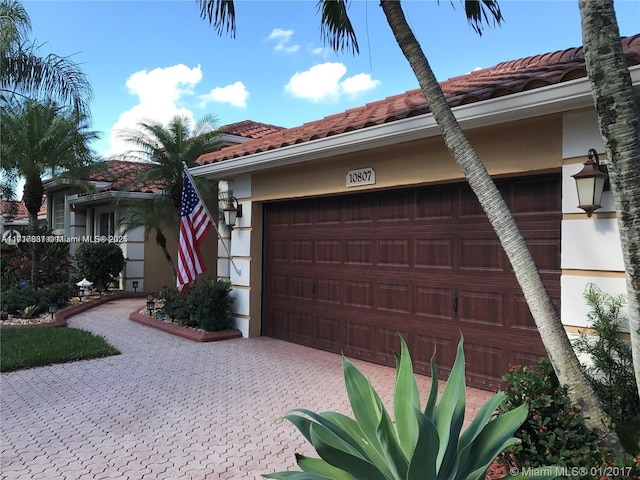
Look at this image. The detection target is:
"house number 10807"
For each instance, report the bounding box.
[346,167,376,187]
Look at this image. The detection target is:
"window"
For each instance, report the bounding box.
[99,212,115,236]
[52,196,65,231]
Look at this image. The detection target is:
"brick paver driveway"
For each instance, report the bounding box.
[1,299,491,480]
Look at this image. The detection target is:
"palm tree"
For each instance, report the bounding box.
[579,0,640,408]
[0,99,98,286]
[115,114,222,282]
[0,0,91,112]
[195,0,618,443]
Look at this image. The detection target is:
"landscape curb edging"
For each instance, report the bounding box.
[129,310,243,342]
[1,292,149,329]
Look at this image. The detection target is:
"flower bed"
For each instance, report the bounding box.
[128,309,242,342]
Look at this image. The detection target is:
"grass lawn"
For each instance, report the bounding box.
[0,327,120,372]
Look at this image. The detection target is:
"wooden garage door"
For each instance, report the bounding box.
[263,174,560,390]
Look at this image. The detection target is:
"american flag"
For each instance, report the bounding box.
[176,173,212,292]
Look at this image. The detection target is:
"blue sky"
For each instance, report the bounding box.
[24,0,640,157]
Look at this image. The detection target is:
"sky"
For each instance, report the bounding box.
[23,0,640,158]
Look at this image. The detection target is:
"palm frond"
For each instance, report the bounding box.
[197,0,236,37]
[462,0,503,35]
[317,0,359,55]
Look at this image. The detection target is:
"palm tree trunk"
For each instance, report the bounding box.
[155,228,177,285]
[379,0,618,442]
[579,0,640,404]
[23,175,43,287]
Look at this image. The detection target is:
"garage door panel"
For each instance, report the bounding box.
[414,286,453,319]
[458,290,504,326]
[345,240,373,265]
[264,175,560,390]
[378,239,411,267]
[415,239,454,269]
[459,239,504,272]
[344,280,374,308]
[344,322,374,359]
[377,283,411,313]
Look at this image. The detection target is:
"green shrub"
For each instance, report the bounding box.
[158,280,234,331]
[497,358,639,479]
[265,338,557,480]
[0,282,75,315]
[572,284,640,454]
[17,304,40,318]
[73,243,125,291]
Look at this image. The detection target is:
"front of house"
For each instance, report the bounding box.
[191,35,640,390]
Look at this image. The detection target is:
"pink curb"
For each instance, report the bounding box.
[128,310,242,342]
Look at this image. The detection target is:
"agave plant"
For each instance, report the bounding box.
[17,305,40,319]
[265,337,557,480]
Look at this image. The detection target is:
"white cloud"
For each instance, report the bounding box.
[341,73,380,98]
[107,64,203,156]
[199,81,249,108]
[285,62,380,103]
[267,28,300,54]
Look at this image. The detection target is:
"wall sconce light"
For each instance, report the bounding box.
[132,281,139,293]
[572,149,610,217]
[223,196,243,227]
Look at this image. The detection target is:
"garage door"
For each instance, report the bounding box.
[263,174,560,390]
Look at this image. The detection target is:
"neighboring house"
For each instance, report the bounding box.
[192,35,640,390]
[42,120,283,292]
[0,198,46,234]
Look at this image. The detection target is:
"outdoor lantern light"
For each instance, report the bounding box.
[78,287,84,302]
[147,299,155,316]
[223,196,243,228]
[48,302,58,320]
[132,281,139,293]
[572,149,610,217]
[146,292,154,302]
[56,296,65,310]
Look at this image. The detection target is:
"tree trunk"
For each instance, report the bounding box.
[579,0,640,403]
[155,228,177,285]
[23,175,43,287]
[379,0,618,442]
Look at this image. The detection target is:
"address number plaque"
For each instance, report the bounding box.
[346,167,376,187]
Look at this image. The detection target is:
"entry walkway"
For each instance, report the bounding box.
[1,299,491,479]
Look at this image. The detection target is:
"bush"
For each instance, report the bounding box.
[73,243,125,291]
[0,282,75,315]
[498,358,639,479]
[157,280,234,331]
[572,284,640,454]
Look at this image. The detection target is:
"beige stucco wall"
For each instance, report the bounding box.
[251,115,562,202]
[143,225,218,292]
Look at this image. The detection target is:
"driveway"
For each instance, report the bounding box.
[1,298,491,480]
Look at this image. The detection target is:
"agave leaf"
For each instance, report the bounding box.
[393,337,420,458]
[424,352,439,420]
[296,454,357,480]
[320,411,395,479]
[456,403,528,479]
[287,409,368,459]
[458,392,505,456]
[262,471,332,479]
[375,399,409,479]
[462,438,521,480]
[406,409,439,480]
[435,338,466,472]
[310,423,390,480]
[342,357,384,451]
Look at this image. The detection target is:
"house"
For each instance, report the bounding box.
[42,120,283,292]
[0,198,46,234]
[191,35,640,390]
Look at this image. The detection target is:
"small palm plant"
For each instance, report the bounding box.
[265,338,557,480]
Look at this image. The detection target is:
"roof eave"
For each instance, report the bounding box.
[67,191,160,207]
[191,65,640,180]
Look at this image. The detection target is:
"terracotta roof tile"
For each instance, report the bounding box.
[219,120,285,139]
[198,34,639,166]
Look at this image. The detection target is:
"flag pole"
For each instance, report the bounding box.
[182,162,241,276]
